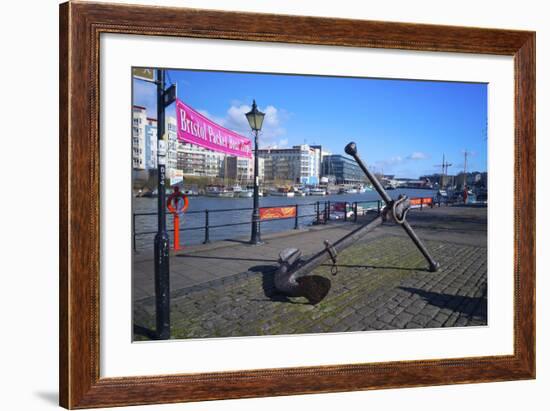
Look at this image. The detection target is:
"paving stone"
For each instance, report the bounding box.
[391,312,414,328]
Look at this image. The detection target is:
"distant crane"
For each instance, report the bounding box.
[434,154,452,187]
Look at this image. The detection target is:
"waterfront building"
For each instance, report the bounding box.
[258,144,321,184]
[455,171,485,188]
[321,154,367,185]
[144,118,157,170]
[420,173,456,188]
[224,156,264,184]
[132,109,175,174]
[166,117,179,179]
[176,141,226,177]
[132,105,147,170]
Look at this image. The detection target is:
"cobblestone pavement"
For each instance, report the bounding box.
[134,206,487,339]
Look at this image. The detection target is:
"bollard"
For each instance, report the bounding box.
[203,209,210,244]
[354,202,358,222]
[420,198,423,210]
[327,201,331,221]
[294,204,299,229]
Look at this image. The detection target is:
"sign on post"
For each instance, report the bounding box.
[132,67,156,82]
[176,99,252,158]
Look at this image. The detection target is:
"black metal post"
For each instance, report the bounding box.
[316,201,320,224]
[153,69,170,340]
[203,209,210,244]
[354,202,358,222]
[250,129,262,244]
[132,213,137,251]
[327,201,331,221]
[294,204,299,229]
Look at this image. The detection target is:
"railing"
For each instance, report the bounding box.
[133,201,323,251]
[132,197,439,251]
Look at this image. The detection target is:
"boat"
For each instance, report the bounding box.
[230,184,243,194]
[292,186,307,196]
[205,186,234,198]
[308,187,327,196]
[238,189,254,198]
[140,189,157,198]
[356,185,372,193]
[268,187,295,197]
[181,189,198,196]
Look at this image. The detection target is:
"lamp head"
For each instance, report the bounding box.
[245,100,265,132]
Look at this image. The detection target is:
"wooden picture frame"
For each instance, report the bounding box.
[59,1,535,408]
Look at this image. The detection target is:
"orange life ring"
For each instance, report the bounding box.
[167,192,189,213]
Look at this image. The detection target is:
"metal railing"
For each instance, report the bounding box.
[133,201,324,251]
[132,197,441,251]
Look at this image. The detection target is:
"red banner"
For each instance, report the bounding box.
[410,197,433,206]
[260,206,296,220]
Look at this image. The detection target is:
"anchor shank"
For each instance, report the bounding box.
[345,141,440,272]
[400,220,440,271]
[291,215,384,279]
[345,143,393,204]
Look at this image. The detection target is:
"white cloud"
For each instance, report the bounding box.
[407,152,429,160]
[277,138,289,147]
[197,103,288,148]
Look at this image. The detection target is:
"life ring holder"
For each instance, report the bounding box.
[167,192,189,214]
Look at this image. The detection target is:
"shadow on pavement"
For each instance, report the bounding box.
[175,254,278,263]
[133,324,157,340]
[399,286,487,318]
[322,263,427,272]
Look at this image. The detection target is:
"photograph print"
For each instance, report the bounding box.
[131,67,488,341]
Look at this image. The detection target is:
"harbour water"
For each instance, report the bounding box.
[133,188,436,250]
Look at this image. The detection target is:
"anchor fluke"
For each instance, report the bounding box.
[296,276,331,305]
[274,248,331,304]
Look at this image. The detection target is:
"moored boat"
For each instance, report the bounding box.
[268,187,295,197]
[308,187,327,196]
[205,186,234,198]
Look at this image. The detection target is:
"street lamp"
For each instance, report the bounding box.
[245,100,265,245]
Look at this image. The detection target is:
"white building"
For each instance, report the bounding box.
[224,156,264,183]
[166,116,179,179]
[132,106,147,170]
[176,142,226,178]
[144,118,157,169]
[258,144,321,184]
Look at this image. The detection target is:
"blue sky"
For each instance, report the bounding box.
[133,68,487,178]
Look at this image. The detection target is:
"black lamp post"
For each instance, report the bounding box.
[154,69,170,340]
[245,100,265,245]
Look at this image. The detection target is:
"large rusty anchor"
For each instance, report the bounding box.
[273,142,440,304]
